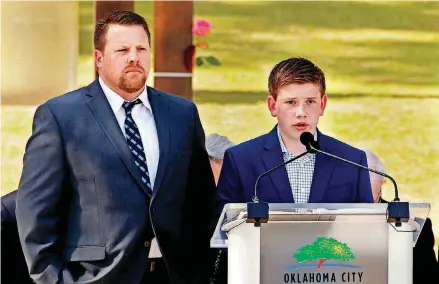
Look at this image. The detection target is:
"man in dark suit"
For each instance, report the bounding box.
[16,11,216,284]
[1,190,34,284]
[216,57,372,213]
[364,149,438,283]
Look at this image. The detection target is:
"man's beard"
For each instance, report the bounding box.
[118,72,147,93]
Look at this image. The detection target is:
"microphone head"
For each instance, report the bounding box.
[300,132,319,152]
[300,132,314,146]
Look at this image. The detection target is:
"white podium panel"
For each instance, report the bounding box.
[260,221,388,284]
[211,203,430,284]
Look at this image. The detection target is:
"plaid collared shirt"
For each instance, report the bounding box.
[277,126,317,203]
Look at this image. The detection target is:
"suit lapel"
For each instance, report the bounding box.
[84,80,150,195]
[308,130,336,203]
[261,126,295,202]
[147,87,170,198]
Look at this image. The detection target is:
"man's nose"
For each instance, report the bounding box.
[127,49,139,63]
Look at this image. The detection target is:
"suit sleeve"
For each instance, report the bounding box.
[16,104,66,284]
[356,150,374,203]
[181,104,217,284]
[215,149,244,216]
[1,199,12,224]
[413,218,438,281]
[1,190,18,223]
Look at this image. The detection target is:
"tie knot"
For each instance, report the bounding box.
[122,99,142,114]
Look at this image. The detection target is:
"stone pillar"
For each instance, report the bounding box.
[154,1,193,100]
[1,1,78,105]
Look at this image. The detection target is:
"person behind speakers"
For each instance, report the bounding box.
[215,57,373,215]
[363,149,438,284]
[205,133,235,284]
[206,133,235,186]
[362,149,386,203]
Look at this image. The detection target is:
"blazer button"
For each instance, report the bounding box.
[144,240,151,248]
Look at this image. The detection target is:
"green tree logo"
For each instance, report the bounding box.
[293,237,355,268]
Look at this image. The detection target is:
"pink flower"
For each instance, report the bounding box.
[192,19,211,37]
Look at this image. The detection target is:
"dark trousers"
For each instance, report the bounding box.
[142,258,171,284]
[1,223,34,284]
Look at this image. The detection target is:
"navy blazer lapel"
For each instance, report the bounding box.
[147,87,169,198]
[260,126,295,202]
[84,80,150,195]
[308,130,336,203]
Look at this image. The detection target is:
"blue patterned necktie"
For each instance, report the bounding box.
[122,99,152,195]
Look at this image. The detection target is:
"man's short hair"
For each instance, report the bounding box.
[206,134,235,161]
[94,10,151,51]
[268,57,326,100]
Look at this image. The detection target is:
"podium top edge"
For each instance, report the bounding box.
[223,202,431,210]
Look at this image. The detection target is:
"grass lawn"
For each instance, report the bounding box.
[2,1,438,252]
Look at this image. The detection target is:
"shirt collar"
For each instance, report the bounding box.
[99,77,152,113]
[277,126,289,154]
[277,125,318,155]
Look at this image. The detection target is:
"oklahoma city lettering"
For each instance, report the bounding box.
[284,272,364,283]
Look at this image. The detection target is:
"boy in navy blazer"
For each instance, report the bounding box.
[216,57,373,213]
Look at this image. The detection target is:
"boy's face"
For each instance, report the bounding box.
[268,82,327,141]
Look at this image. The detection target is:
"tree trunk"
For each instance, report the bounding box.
[317,258,326,268]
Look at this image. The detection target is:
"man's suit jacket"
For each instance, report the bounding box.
[1,190,34,284]
[16,80,216,284]
[216,126,373,213]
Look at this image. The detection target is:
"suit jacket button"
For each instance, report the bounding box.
[144,240,151,248]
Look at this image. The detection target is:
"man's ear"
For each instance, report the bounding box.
[94,49,103,68]
[267,95,277,117]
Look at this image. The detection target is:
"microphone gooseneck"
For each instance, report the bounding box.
[300,131,408,227]
[300,132,399,202]
[248,133,316,226]
[252,151,309,202]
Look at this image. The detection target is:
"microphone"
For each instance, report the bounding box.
[300,131,320,153]
[248,140,315,227]
[300,132,409,226]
